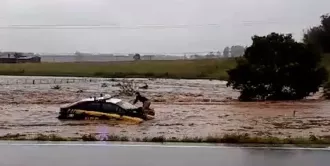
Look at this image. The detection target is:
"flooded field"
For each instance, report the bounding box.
[0,76,330,139]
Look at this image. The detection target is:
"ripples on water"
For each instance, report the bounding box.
[0,76,329,139]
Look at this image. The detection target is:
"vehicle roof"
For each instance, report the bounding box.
[60,95,138,110]
[107,98,121,104]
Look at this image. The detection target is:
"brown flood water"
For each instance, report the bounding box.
[0,76,330,139]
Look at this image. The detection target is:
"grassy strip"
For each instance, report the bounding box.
[0,59,236,80]
[1,133,330,146]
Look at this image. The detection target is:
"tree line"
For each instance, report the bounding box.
[132,45,247,61]
[303,14,330,54]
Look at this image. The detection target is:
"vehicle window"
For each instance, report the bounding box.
[86,102,101,111]
[102,103,117,113]
[102,103,127,115]
[117,101,137,110]
[71,102,88,110]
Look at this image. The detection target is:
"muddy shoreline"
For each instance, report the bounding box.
[0,76,329,140]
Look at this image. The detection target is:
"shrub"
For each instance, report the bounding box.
[118,79,137,96]
[323,82,330,99]
[51,85,61,90]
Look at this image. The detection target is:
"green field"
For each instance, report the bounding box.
[0,55,329,80]
[0,59,236,80]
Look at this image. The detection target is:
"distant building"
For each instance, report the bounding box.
[142,55,155,60]
[0,52,41,63]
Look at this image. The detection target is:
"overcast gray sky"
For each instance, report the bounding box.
[0,0,329,54]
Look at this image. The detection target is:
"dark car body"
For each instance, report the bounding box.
[58,95,154,123]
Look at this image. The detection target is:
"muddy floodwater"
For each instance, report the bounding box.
[0,76,330,139]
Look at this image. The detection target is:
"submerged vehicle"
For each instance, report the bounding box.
[58,95,155,123]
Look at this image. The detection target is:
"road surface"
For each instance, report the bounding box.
[0,141,329,166]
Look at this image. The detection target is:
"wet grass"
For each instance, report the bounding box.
[0,59,236,80]
[33,134,77,141]
[1,133,330,146]
[0,133,27,140]
[81,134,98,141]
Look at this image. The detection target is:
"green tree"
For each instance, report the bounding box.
[223,47,230,57]
[303,14,330,53]
[230,45,245,57]
[133,53,141,61]
[206,52,215,58]
[227,32,328,101]
[14,52,23,58]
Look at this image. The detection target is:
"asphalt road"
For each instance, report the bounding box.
[0,142,329,166]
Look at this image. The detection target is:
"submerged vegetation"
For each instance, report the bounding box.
[1,133,330,147]
[51,85,61,90]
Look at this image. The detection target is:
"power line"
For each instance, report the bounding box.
[0,21,293,30]
[36,51,222,56]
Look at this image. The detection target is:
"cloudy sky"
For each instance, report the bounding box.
[0,0,329,54]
